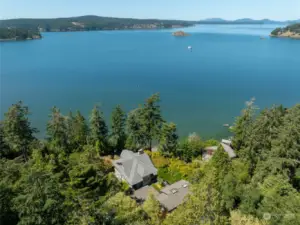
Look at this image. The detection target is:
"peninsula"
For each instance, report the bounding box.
[270,23,300,39]
[0,28,42,41]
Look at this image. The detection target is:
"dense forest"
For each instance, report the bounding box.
[271,23,300,36]
[1,94,300,225]
[0,16,193,32]
[0,28,41,40]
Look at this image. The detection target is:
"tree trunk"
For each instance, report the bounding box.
[22,146,28,162]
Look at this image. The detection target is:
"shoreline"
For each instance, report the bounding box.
[270,34,300,39]
[0,37,42,42]
[38,26,193,33]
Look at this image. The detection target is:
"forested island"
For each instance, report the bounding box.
[271,23,300,39]
[0,16,193,32]
[1,94,300,225]
[0,28,42,41]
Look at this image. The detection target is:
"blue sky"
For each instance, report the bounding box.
[0,0,299,20]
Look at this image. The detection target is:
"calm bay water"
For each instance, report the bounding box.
[1,25,300,139]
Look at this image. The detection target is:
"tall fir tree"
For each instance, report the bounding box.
[141,93,163,150]
[2,101,37,161]
[72,111,88,150]
[159,122,178,157]
[126,108,146,151]
[47,107,69,151]
[231,98,258,173]
[110,105,126,154]
[89,105,108,154]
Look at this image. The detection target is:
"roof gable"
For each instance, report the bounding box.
[113,150,158,185]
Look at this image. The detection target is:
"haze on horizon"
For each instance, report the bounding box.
[0,0,299,21]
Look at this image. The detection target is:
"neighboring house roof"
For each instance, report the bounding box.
[221,142,236,158]
[112,150,158,186]
[156,180,190,212]
[221,139,232,145]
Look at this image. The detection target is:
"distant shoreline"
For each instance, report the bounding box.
[0,37,42,42]
[270,34,300,39]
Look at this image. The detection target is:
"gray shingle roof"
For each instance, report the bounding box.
[113,150,158,186]
[156,180,190,211]
[221,143,236,158]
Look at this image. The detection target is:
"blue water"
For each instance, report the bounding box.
[1,25,300,139]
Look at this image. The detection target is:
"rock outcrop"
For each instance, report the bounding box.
[172,30,190,37]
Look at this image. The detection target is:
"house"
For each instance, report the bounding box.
[202,139,236,160]
[112,150,158,189]
[132,180,190,212]
[221,139,236,158]
[156,180,190,212]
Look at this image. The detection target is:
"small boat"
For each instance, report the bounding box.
[223,124,230,127]
[188,46,192,50]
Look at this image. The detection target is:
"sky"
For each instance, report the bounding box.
[0,0,299,21]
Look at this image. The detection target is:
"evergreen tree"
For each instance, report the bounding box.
[89,106,108,154]
[47,107,69,151]
[0,183,18,225]
[258,175,300,225]
[0,122,11,158]
[70,111,88,150]
[103,192,146,224]
[232,98,258,151]
[177,133,203,162]
[141,93,164,150]
[2,101,37,161]
[110,105,126,154]
[232,98,258,173]
[65,111,74,147]
[159,122,178,157]
[13,169,65,225]
[126,108,147,150]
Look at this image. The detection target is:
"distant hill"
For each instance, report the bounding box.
[201,18,227,22]
[0,15,194,32]
[197,18,300,24]
[271,23,300,39]
[1,16,299,32]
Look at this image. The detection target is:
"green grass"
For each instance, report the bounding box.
[152,183,163,192]
[157,167,183,184]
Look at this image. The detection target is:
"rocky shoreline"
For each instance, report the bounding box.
[270,32,300,39]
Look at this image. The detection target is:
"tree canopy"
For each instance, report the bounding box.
[1,97,299,225]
